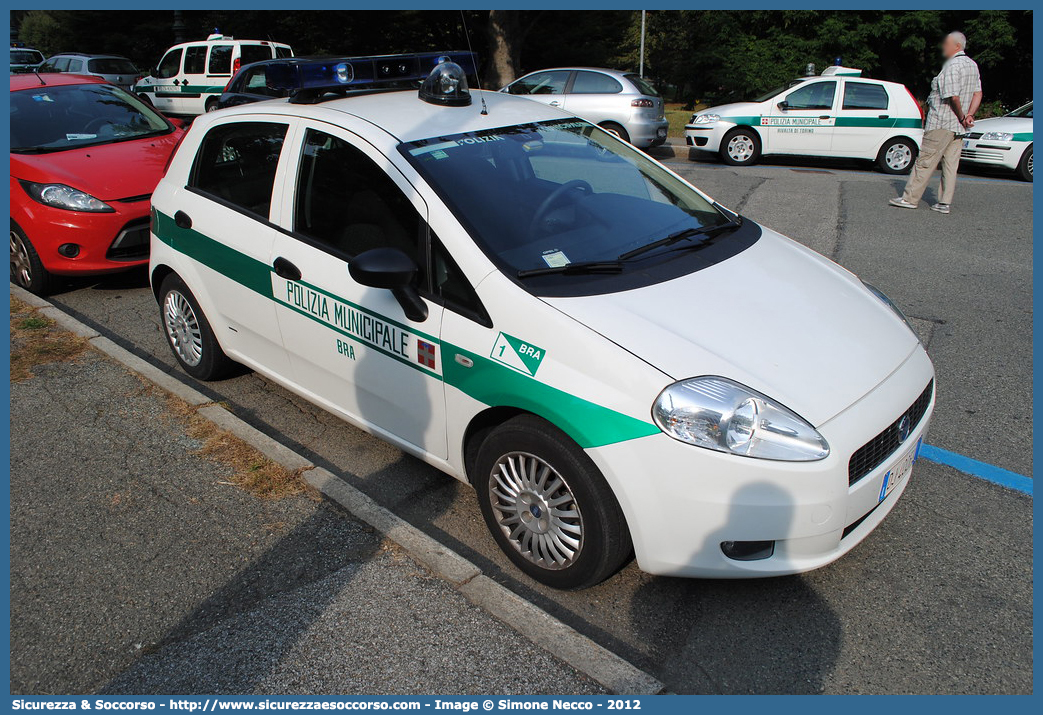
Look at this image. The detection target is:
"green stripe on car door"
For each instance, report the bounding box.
[153,210,660,448]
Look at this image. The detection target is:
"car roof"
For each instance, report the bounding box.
[520,66,633,78]
[48,53,131,60]
[10,73,108,92]
[210,88,571,143]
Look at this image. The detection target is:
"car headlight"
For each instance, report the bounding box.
[980,131,1014,142]
[862,281,918,341]
[22,182,114,213]
[652,377,829,461]
[692,113,720,124]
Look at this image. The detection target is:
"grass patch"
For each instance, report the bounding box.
[10,297,90,382]
[166,393,310,500]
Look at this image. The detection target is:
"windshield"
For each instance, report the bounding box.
[10,83,171,153]
[624,73,659,97]
[1007,102,1033,118]
[11,50,43,65]
[88,58,137,74]
[401,119,733,277]
[751,80,805,103]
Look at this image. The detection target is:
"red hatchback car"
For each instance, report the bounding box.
[10,74,184,294]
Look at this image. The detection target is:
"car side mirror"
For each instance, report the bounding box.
[777,101,790,111]
[348,248,428,323]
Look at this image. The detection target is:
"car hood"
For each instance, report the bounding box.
[972,115,1032,136]
[543,229,919,427]
[9,131,182,201]
[699,101,762,119]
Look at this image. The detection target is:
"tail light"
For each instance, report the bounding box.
[906,87,924,123]
[232,57,241,74]
[631,98,655,108]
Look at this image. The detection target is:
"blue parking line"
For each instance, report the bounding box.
[920,444,1033,495]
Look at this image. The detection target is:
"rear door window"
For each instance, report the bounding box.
[571,71,623,95]
[183,46,208,75]
[208,45,233,75]
[190,122,288,218]
[66,58,84,73]
[88,58,138,74]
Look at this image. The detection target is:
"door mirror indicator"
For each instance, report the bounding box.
[348,248,428,322]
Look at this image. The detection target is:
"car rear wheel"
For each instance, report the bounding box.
[159,273,235,381]
[1017,145,1033,182]
[474,415,632,590]
[877,137,917,174]
[720,128,761,166]
[10,222,58,296]
[599,122,631,144]
[205,97,219,113]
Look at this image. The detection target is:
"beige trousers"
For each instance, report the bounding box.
[901,128,963,205]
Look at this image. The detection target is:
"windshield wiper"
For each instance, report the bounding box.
[517,260,624,278]
[617,218,742,262]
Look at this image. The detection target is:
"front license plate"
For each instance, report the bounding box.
[879,440,919,502]
[657,127,668,138]
[963,139,970,148]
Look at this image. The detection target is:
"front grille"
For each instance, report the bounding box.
[848,380,933,486]
[961,149,1006,161]
[106,220,150,262]
[115,193,152,204]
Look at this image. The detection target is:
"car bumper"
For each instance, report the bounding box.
[960,138,1027,171]
[684,122,734,154]
[586,345,935,578]
[629,117,670,148]
[11,195,151,275]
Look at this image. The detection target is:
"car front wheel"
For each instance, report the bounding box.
[720,128,761,166]
[877,137,918,174]
[10,222,58,296]
[475,415,632,590]
[1017,145,1033,182]
[159,273,235,380]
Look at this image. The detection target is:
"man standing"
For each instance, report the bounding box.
[890,31,982,214]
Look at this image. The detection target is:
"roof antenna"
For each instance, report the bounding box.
[459,10,488,115]
[32,68,46,86]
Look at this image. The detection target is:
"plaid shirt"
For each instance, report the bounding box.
[925,51,982,133]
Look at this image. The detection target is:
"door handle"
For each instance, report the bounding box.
[878,114,890,119]
[173,210,192,229]
[819,115,831,120]
[273,257,302,282]
[549,100,560,107]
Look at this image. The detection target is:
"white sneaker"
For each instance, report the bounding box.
[930,203,951,214]
[889,198,918,209]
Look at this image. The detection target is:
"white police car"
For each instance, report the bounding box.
[686,66,924,173]
[960,101,1033,182]
[150,53,934,589]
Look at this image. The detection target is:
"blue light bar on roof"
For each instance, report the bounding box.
[265,51,478,95]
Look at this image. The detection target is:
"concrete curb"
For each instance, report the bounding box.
[9,283,665,696]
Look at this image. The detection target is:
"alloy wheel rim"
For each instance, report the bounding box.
[10,231,32,287]
[728,135,753,161]
[886,144,912,170]
[163,290,204,366]
[489,451,583,571]
[1028,152,1033,176]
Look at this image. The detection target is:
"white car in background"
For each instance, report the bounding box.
[686,66,924,174]
[961,101,1033,182]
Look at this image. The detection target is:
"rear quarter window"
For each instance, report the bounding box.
[843,82,889,111]
[189,122,288,218]
[239,45,274,66]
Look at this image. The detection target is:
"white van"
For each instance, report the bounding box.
[135,33,293,115]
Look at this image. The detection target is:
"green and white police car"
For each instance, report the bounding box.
[151,54,935,589]
[686,66,924,173]
[960,101,1033,182]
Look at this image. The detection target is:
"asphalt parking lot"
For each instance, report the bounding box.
[43,158,1033,694]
